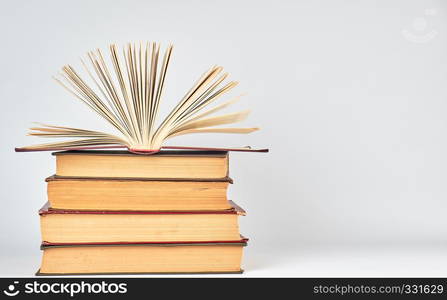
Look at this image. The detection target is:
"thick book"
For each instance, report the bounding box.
[16,42,263,154]
[39,201,245,243]
[37,239,248,275]
[46,174,232,211]
[53,150,230,179]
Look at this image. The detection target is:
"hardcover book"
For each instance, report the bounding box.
[40,201,245,243]
[46,175,232,211]
[38,239,248,275]
[53,150,230,179]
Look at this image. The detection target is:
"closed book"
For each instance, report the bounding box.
[39,201,245,243]
[46,175,232,211]
[53,150,229,179]
[37,239,248,275]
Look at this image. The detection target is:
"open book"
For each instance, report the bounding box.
[15,42,267,154]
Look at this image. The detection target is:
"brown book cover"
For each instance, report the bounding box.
[15,145,268,154]
[39,200,245,215]
[52,149,230,157]
[41,237,249,249]
[36,270,244,275]
[46,174,234,183]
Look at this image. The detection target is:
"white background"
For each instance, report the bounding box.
[1,0,447,277]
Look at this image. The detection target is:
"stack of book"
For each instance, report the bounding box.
[37,150,248,275]
[15,42,267,274]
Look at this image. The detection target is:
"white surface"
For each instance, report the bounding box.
[2,0,447,277]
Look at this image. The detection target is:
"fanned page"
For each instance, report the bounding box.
[15,42,268,154]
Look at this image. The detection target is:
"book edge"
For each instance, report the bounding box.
[35,269,244,276]
[52,150,230,157]
[39,200,244,215]
[45,174,234,183]
[40,239,248,249]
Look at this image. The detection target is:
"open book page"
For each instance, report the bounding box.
[17,42,262,153]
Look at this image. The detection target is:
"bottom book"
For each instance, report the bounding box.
[37,238,248,275]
